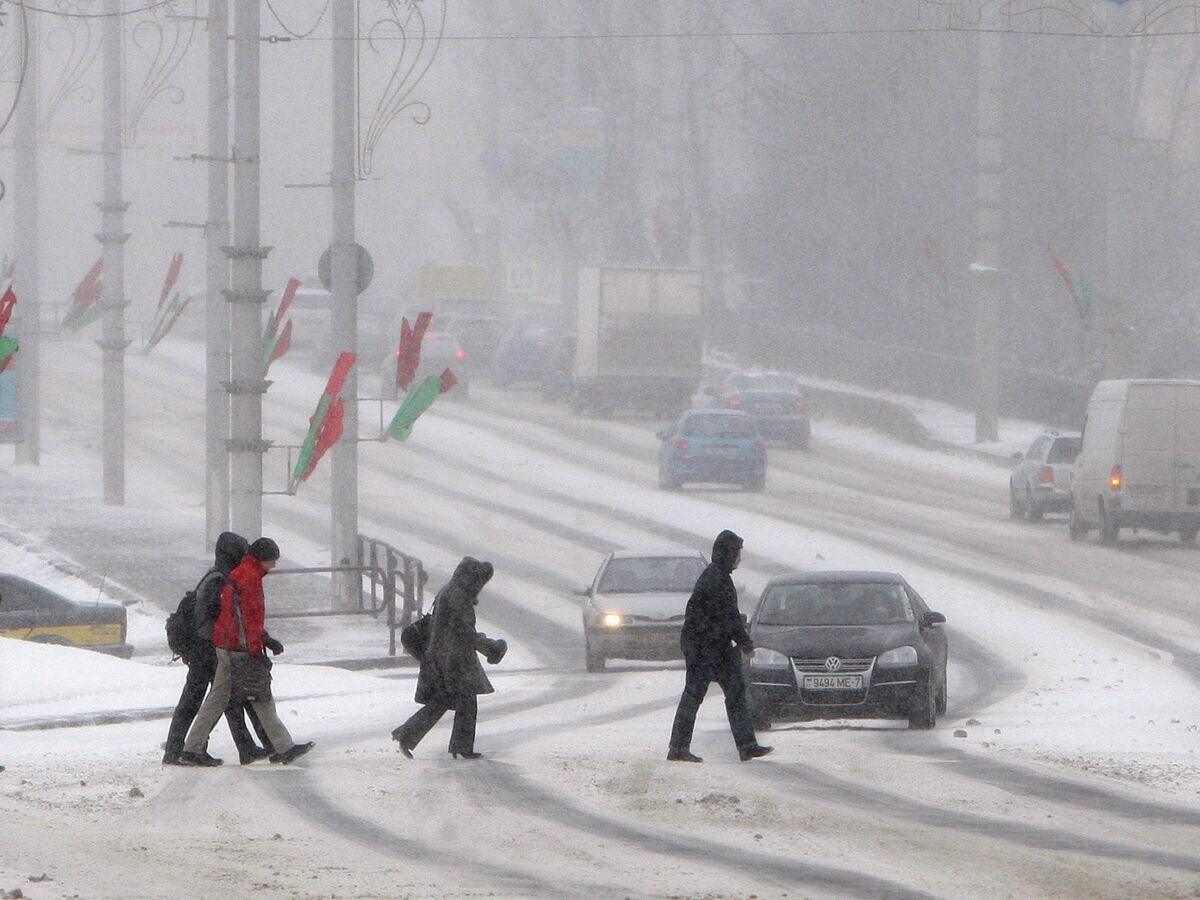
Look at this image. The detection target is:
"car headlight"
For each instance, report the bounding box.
[877,645,918,667]
[749,647,791,669]
[600,613,630,627]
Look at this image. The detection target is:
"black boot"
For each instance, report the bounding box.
[666,748,703,763]
[738,744,773,762]
[270,741,315,765]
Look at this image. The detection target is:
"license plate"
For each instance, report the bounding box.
[803,674,863,690]
[706,445,738,457]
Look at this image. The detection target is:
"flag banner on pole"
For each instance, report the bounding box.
[386,368,457,442]
[62,257,104,330]
[0,285,14,334]
[0,336,17,373]
[157,251,183,310]
[393,311,433,392]
[289,351,356,492]
[144,291,191,352]
[267,277,300,340]
[262,318,293,372]
[1047,248,1092,323]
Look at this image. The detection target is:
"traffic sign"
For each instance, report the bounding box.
[319,242,374,295]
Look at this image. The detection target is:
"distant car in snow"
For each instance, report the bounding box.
[1008,431,1080,521]
[745,571,947,731]
[0,573,133,657]
[656,410,767,491]
[579,549,707,672]
[380,330,471,400]
[694,371,811,449]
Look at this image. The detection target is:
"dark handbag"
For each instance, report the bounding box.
[401,607,434,660]
[229,651,272,703]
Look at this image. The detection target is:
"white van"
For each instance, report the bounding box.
[1069,379,1200,545]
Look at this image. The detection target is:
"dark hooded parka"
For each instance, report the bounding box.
[415,557,496,707]
[680,530,753,674]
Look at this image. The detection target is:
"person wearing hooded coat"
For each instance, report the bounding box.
[667,530,773,763]
[162,532,272,766]
[392,558,506,759]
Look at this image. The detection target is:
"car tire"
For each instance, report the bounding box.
[789,435,810,451]
[585,638,606,673]
[1099,500,1120,546]
[1009,484,1023,519]
[658,463,680,491]
[745,475,766,493]
[936,676,947,715]
[1068,505,1088,541]
[907,676,937,730]
[1180,528,1198,545]
[1024,488,1043,522]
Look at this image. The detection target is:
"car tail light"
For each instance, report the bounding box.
[752,442,766,454]
[456,349,466,359]
[1039,466,1054,485]
[723,395,740,409]
[1109,465,1122,490]
[792,397,807,414]
[675,440,690,452]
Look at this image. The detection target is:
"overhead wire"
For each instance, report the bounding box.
[6,0,177,18]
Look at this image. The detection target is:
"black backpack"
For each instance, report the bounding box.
[400,604,435,661]
[165,571,224,661]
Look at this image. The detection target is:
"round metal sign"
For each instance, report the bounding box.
[319,242,374,295]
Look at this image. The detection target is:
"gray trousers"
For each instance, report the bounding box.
[184,648,294,755]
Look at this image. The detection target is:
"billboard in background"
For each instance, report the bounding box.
[0,368,19,443]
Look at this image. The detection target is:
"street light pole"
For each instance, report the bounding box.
[99,0,129,503]
[972,9,1002,444]
[330,0,359,609]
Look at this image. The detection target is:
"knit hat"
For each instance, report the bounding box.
[249,537,281,561]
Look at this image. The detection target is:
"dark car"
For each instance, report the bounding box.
[744,571,947,730]
[696,372,811,449]
[0,573,133,657]
[1009,431,1080,521]
[579,549,707,672]
[494,324,559,387]
[656,410,767,491]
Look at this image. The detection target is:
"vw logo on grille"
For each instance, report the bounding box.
[824,656,842,672]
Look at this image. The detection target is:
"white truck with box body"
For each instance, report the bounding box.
[1069,379,1200,545]
[573,266,704,416]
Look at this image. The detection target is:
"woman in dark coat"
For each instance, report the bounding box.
[392,557,506,759]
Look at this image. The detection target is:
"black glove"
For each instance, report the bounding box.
[483,638,508,666]
[264,636,285,656]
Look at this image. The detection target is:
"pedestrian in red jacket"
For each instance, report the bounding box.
[180,538,314,766]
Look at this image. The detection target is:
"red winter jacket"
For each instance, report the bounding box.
[212,554,268,655]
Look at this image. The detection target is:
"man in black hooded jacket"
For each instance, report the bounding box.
[162,532,273,766]
[667,530,772,763]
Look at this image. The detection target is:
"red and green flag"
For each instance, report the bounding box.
[289,351,356,492]
[386,369,457,441]
[0,286,18,372]
[262,277,300,373]
[392,311,433,393]
[1048,249,1093,323]
[144,254,190,353]
[63,257,104,331]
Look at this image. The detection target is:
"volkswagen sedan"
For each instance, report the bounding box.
[744,571,947,730]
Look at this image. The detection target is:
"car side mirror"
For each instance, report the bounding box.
[655,431,667,440]
[574,587,591,597]
[1011,452,1023,461]
[923,611,946,627]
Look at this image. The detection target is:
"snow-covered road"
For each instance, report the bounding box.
[4,335,1200,898]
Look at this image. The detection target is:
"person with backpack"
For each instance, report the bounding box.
[180,537,314,767]
[162,532,273,766]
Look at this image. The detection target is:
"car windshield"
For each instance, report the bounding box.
[1047,437,1081,464]
[598,557,706,593]
[682,415,757,438]
[730,374,797,393]
[757,582,913,626]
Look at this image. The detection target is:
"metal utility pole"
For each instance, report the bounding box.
[972,12,1002,444]
[14,6,39,464]
[226,0,267,539]
[205,0,232,546]
[1103,4,1134,378]
[99,0,129,503]
[330,0,359,609]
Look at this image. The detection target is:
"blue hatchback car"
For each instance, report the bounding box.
[657,410,767,491]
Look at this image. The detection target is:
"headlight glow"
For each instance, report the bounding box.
[601,613,627,627]
[877,645,918,667]
[749,647,791,669]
